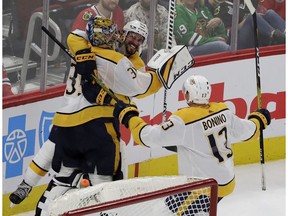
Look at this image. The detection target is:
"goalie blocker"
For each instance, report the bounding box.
[148,45,194,89]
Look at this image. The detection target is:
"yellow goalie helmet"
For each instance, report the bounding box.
[86,16,118,49]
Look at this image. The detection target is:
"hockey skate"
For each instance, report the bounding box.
[9,180,32,205]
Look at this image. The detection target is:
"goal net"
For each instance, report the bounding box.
[48,176,218,216]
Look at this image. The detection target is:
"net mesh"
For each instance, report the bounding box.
[48,176,216,216]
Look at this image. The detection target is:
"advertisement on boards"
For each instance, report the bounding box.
[2,55,285,194]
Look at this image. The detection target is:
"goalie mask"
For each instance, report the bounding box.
[182,74,211,105]
[86,16,118,49]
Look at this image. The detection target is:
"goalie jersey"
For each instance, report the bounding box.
[128,102,260,197]
[52,35,162,127]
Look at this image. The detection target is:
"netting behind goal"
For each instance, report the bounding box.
[49,176,218,216]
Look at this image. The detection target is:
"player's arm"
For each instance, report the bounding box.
[247,109,271,139]
[230,109,271,141]
[132,70,162,99]
[67,33,90,56]
[113,101,185,147]
[123,54,162,98]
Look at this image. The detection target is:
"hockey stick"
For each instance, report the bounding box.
[243,0,266,191]
[41,26,120,102]
[161,0,179,153]
[162,0,176,122]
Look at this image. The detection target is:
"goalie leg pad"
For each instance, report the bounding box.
[35,179,73,216]
[35,167,87,215]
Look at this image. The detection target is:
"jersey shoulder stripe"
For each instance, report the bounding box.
[174,102,228,124]
[91,47,125,64]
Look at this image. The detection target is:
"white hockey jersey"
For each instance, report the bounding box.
[52,41,162,127]
[128,102,260,197]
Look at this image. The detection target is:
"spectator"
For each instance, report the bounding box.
[62,0,124,80]
[258,0,285,20]
[113,74,271,206]
[125,0,177,62]
[174,0,230,56]
[2,65,14,97]
[119,0,138,10]
[68,0,124,57]
[71,0,125,32]
[213,0,285,48]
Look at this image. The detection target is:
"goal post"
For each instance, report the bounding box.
[49,176,218,216]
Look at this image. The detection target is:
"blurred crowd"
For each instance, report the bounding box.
[2,0,285,97]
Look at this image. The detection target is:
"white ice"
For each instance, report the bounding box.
[14,159,286,216]
[218,159,285,216]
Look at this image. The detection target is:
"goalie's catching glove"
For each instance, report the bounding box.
[113,101,139,128]
[248,108,271,129]
[75,49,96,80]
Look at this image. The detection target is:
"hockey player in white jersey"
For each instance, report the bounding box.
[8,19,152,206]
[9,17,193,215]
[114,74,271,214]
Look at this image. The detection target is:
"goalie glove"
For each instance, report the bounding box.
[113,101,139,128]
[147,45,194,89]
[75,49,96,80]
[248,108,271,129]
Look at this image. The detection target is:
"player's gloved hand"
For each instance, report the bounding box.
[248,108,271,129]
[75,49,96,80]
[113,101,139,128]
[82,81,115,105]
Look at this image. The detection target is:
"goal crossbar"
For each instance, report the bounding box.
[62,178,218,216]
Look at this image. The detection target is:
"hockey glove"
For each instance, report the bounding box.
[248,108,271,129]
[82,81,115,105]
[113,101,139,128]
[75,49,96,80]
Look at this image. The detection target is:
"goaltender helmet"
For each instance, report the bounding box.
[86,16,118,49]
[182,74,211,105]
[123,20,148,42]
